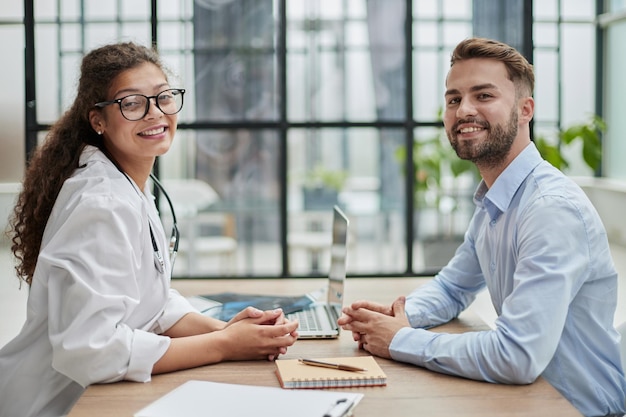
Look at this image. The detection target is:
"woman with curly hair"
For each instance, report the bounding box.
[0,42,298,417]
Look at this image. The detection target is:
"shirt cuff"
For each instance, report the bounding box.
[389,326,436,366]
[126,330,170,383]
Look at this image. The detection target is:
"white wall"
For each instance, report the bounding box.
[575,177,626,247]
[0,8,25,183]
[0,6,26,236]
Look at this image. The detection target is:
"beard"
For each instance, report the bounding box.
[447,106,518,169]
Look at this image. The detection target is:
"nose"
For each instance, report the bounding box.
[145,97,163,119]
[456,97,477,118]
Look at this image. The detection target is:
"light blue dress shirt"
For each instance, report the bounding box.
[389,143,626,417]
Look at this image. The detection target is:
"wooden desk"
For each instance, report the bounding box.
[68,278,581,416]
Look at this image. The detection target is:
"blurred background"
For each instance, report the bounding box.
[1,0,625,280]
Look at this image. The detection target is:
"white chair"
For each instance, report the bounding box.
[288,211,332,274]
[160,179,238,276]
[288,210,356,274]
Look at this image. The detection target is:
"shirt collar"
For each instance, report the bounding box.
[473,142,544,220]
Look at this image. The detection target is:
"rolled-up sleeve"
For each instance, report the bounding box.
[152,289,198,334]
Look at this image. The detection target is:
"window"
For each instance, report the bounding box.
[24,0,599,278]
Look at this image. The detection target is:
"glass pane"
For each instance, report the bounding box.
[288,128,406,276]
[35,24,60,124]
[603,22,626,178]
[287,0,406,122]
[413,21,438,47]
[413,50,445,120]
[84,0,117,19]
[345,50,377,120]
[443,0,472,18]
[412,6,471,121]
[611,0,626,12]
[164,52,196,124]
[34,0,58,20]
[193,0,278,122]
[0,4,21,20]
[121,1,150,20]
[61,24,82,50]
[60,53,82,110]
[365,0,406,121]
[413,0,439,18]
[119,23,151,43]
[158,21,191,50]
[166,129,281,277]
[159,0,185,19]
[560,24,595,126]
[533,0,559,20]
[0,25,25,182]
[442,21,472,45]
[561,0,595,19]
[60,0,80,20]
[534,22,559,48]
[533,50,559,124]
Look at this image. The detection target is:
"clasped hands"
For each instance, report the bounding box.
[337,296,410,358]
[224,306,299,361]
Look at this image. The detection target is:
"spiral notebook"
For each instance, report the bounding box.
[275,356,387,389]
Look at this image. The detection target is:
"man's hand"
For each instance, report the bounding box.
[338,296,409,358]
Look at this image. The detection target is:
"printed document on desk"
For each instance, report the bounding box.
[134,380,364,417]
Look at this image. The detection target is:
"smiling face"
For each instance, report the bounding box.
[89,62,178,181]
[443,58,533,172]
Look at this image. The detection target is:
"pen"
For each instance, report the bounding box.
[298,358,367,372]
[323,398,353,417]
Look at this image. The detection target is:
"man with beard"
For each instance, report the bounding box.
[338,37,626,417]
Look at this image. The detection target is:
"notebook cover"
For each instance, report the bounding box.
[275,356,387,389]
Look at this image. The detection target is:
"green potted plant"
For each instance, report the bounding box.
[302,164,348,210]
[534,114,605,173]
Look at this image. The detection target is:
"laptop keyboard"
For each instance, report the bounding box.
[289,308,322,332]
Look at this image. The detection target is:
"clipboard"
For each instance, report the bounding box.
[134,380,364,417]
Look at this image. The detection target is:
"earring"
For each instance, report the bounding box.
[97,130,102,135]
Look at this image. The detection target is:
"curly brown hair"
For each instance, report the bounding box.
[9,42,165,285]
[450,37,535,98]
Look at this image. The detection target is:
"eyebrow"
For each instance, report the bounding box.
[113,83,170,98]
[445,83,498,97]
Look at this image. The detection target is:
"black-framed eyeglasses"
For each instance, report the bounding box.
[95,88,185,121]
[150,173,179,274]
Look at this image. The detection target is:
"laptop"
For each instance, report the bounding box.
[187,205,349,339]
[286,205,349,339]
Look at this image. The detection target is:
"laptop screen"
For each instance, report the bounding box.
[327,205,349,305]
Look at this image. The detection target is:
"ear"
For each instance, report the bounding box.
[88,109,105,135]
[518,96,534,124]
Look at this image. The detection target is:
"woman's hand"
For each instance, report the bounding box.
[225,307,299,360]
[226,306,283,327]
[154,308,299,375]
[217,312,299,361]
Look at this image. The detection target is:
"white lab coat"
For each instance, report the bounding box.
[0,146,196,417]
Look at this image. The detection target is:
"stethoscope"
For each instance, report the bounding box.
[117,167,179,275]
[149,173,180,275]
